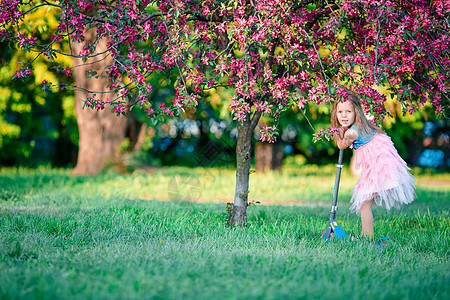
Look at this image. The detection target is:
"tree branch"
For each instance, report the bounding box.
[250,110,263,131]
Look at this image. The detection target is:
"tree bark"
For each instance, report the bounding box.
[70,28,127,175]
[133,123,148,152]
[232,112,262,227]
[255,142,284,172]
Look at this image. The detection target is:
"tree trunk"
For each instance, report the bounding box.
[232,112,261,227]
[133,123,148,152]
[255,142,284,172]
[70,28,127,175]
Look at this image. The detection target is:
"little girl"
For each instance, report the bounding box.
[332,91,416,238]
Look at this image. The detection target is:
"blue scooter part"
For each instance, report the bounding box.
[322,219,350,241]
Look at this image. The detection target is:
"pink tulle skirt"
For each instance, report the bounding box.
[350,133,416,214]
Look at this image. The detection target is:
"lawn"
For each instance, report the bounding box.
[0,165,449,299]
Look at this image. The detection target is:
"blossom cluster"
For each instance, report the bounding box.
[260,126,279,143]
[313,126,342,143]
[83,94,106,111]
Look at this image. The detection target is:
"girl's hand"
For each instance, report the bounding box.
[333,128,344,144]
[335,127,358,150]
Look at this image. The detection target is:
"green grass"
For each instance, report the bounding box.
[0,166,449,299]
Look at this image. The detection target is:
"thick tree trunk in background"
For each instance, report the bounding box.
[126,115,148,152]
[133,123,148,152]
[255,142,283,172]
[232,112,262,227]
[70,28,127,175]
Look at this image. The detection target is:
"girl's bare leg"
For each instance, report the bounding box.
[360,199,375,238]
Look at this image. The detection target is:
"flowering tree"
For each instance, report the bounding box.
[1,0,448,226]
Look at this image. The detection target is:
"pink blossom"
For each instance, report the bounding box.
[64,67,72,77]
[297,97,307,109]
[79,45,91,56]
[145,107,154,117]
[14,68,31,79]
[113,104,125,115]
[79,1,93,11]
[260,126,278,143]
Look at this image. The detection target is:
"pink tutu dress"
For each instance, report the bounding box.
[349,125,416,214]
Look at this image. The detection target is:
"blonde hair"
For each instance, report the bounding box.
[331,91,384,137]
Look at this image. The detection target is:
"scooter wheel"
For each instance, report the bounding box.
[321,230,333,241]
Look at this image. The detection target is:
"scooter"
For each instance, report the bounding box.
[322,149,350,241]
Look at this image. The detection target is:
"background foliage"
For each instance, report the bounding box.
[0,5,77,166]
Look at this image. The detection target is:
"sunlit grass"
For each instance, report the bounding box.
[3,164,446,207]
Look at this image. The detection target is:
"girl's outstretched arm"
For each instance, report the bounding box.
[334,128,358,150]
